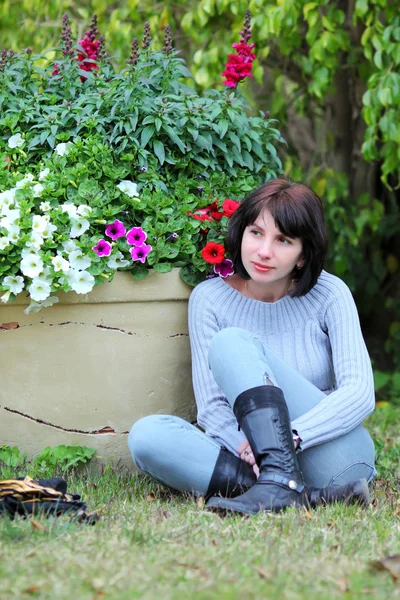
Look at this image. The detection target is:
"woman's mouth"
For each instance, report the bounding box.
[252,262,274,273]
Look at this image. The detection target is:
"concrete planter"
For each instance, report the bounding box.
[0,269,195,469]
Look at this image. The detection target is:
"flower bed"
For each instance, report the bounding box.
[0,10,283,313]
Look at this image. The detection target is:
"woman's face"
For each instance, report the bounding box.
[241,208,303,290]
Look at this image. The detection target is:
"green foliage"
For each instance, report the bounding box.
[374,369,400,406]
[0,18,283,308]
[0,444,95,479]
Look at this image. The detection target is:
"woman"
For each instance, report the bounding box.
[128,179,376,514]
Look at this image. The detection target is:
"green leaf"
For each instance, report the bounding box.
[164,125,186,152]
[153,262,173,273]
[374,50,383,69]
[218,119,229,138]
[179,265,205,286]
[153,140,165,165]
[130,266,149,280]
[140,125,155,148]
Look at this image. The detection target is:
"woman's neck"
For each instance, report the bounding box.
[225,275,292,303]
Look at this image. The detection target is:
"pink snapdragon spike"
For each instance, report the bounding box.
[222,9,256,88]
[92,239,112,257]
[130,244,152,263]
[105,219,126,240]
[214,259,235,278]
[126,227,147,246]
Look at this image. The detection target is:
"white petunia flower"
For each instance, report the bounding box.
[55,142,70,157]
[1,290,11,303]
[21,246,34,258]
[2,208,20,224]
[32,215,50,233]
[117,180,139,198]
[0,189,16,209]
[24,295,59,315]
[39,168,50,180]
[7,225,21,244]
[107,251,130,269]
[52,255,70,272]
[70,218,90,238]
[26,231,44,250]
[8,133,24,148]
[61,203,78,218]
[0,237,10,250]
[35,267,52,283]
[69,249,91,270]
[2,275,24,294]
[41,222,57,239]
[20,253,44,278]
[62,240,78,254]
[33,183,44,197]
[29,279,51,302]
[77,205,93,217]
[40,201,51,212]
[16,174,34,189]
[68,269,95,295]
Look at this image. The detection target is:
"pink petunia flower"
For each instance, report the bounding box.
[105,219,126,240]
[130,244,152,263]
[214,259,235,278]
[92,239,112,257]
[126,227,147,246]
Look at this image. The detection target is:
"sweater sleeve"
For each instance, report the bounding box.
[188,283,247,455]
[291,280,375,450]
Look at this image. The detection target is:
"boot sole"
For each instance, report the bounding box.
[206,478,370,516]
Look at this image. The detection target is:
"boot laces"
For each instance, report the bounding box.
[274,417,296,472]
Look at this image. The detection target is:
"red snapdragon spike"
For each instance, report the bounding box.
[222,11,256,88]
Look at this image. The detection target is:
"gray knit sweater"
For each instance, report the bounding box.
[188,270,375,456]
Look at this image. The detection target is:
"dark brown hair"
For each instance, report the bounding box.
[227,178,328,296]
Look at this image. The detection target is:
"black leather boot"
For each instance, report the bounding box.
[206,386,369,515]
[205,448,257,500]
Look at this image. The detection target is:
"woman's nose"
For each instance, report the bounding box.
[257,238,273,258]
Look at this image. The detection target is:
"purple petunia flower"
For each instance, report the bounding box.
[92,239,112,257]
[130,244,152,263]
[213,258,234,278]
[105,219,126,240]
[141,167,147,172]
[126,227,147,246]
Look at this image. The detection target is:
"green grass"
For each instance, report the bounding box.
[1,406,399,600]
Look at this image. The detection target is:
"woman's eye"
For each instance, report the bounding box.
[250,229,260,236]
[278,236,290,244]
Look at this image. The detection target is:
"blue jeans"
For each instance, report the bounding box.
[129,327,376,496]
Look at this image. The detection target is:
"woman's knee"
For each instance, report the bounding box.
[208,327,252,368]
[128,414,171,468]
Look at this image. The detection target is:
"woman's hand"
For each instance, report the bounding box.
[238,439,255,465]
[238,440,260,479]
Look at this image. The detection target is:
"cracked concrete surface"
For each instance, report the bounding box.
[0,270,196,468]
[3,407,129,435]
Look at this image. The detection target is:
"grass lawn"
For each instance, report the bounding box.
[0,405,399,600]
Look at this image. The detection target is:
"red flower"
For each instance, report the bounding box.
[189,201,223,222]
[222,199,240,217]
[201,242,226,265]
[78,37,99,79]
[52,35,99,82]
[221,13,256,89]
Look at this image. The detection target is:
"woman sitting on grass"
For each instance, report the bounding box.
[128,178,376,515]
